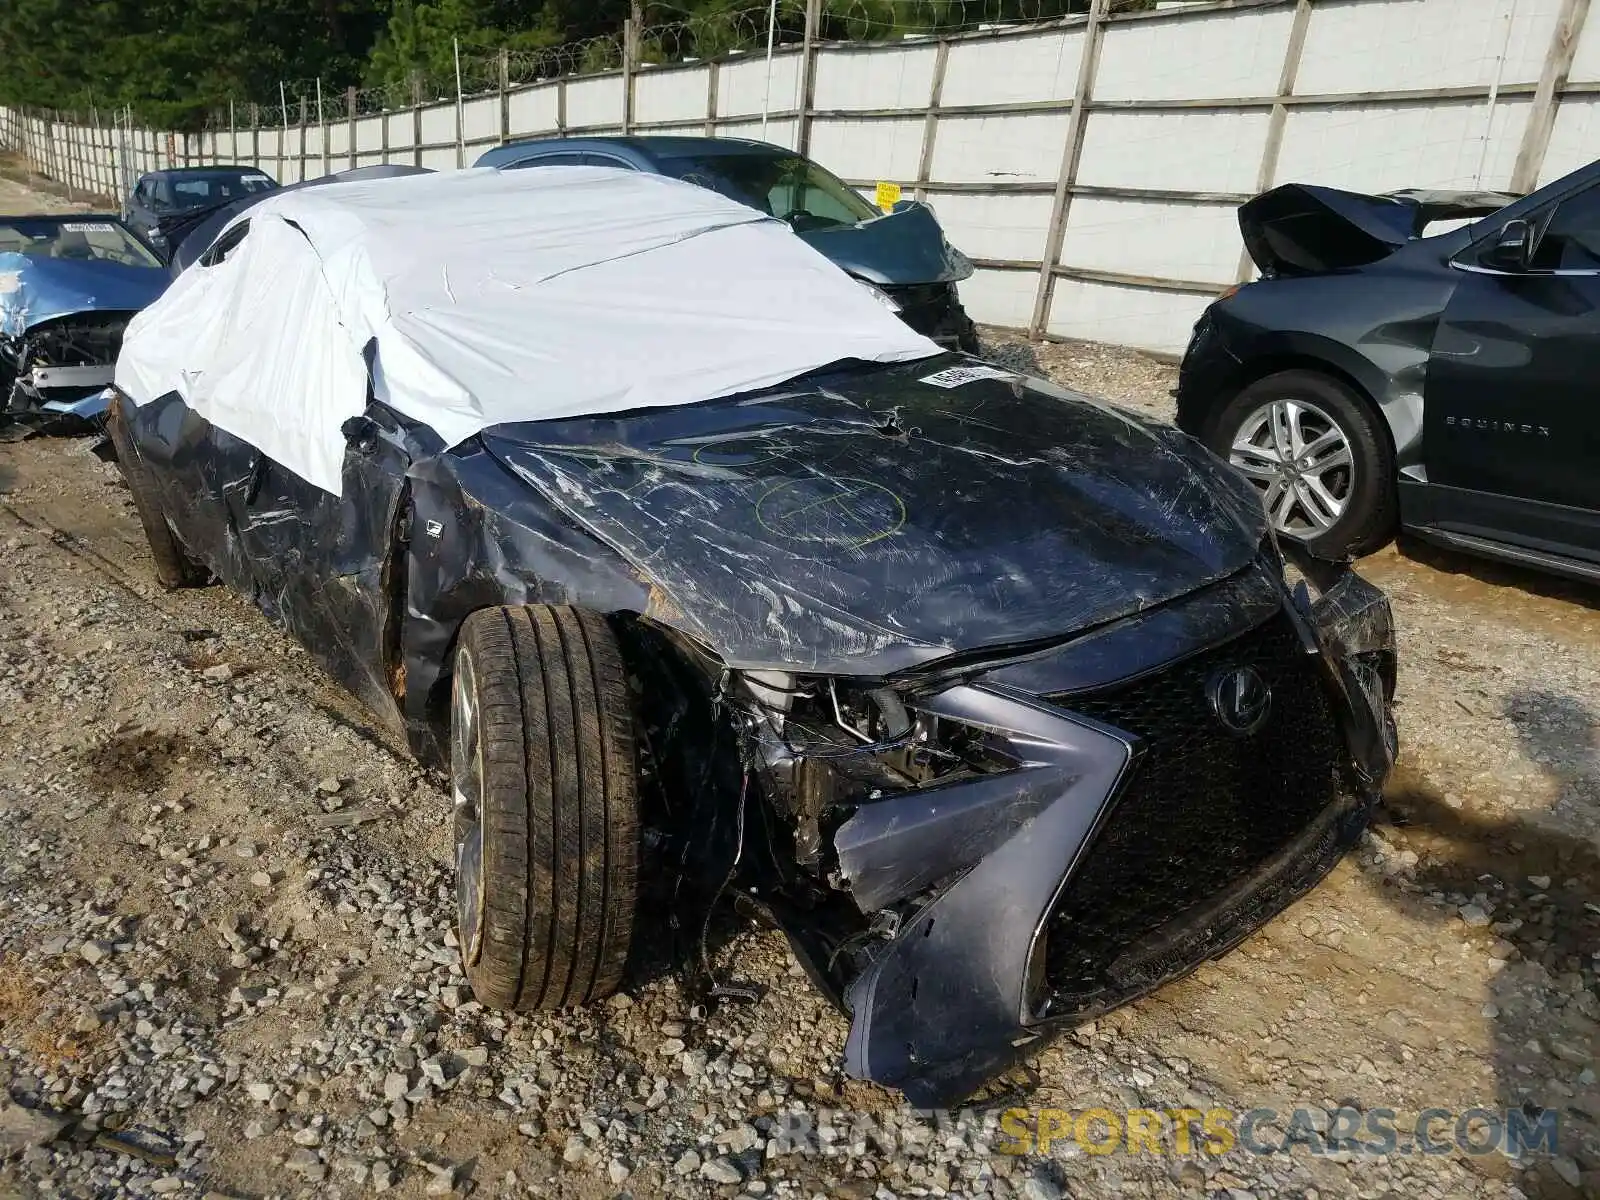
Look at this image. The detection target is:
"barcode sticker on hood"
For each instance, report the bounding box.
[919,364,1015,388]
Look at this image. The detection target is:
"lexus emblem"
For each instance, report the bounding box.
[1207,665,1272,736]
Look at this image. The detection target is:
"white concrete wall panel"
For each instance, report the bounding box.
[386,113,414,149]
[1077,110,1270,194]
[328,122,350,155]
[1046,278,1211,354]
[716,118,799,150]
[634,66,710,123]
[929,112,1066,185]
[1275,98,1530,192]
[420,104,456,145]
[960,267,1039,330]
[931,192,1055,263]
[1097,6,1294,102]
[507,85,561,136]
[1059,196,1241,284]
[814,43,938,111]
[1541,96,1600,183]
[807,116,924,182]
[420,145,458,171]
[356,114,385,152]
[717,52,803,118]
[566,76,623,128]
[1296,0,1560,96]
[941,30,1079,107]
[1570,7,1600,82]
[462,97,499,143]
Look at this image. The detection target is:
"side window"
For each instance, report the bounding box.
[133,178,153,205]
[199,220,251,267]
[1530,187,1600,271]
[584,153,637,170]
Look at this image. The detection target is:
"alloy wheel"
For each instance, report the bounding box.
[1228,397,1356,536]
[450,650,487,968]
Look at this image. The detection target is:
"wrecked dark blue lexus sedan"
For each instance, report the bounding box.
[108,166,1397,1105]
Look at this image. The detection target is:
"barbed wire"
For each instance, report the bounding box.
[193,0,1148,129]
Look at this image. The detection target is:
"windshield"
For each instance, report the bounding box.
[0,218,161,268]
[157,171,277,214]
[656,152,878,231]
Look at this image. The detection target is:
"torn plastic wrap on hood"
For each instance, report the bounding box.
[115,166,939,496]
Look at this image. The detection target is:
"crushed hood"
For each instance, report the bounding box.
[480,360,1266,673]
[799,203,974,286]
[0,253,167,338]
[1239,183,1514,277]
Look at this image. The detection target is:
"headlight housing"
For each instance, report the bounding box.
[854,279,902,314]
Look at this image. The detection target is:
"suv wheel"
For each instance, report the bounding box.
[1205,370,1397,559]
[450,604,639,1011]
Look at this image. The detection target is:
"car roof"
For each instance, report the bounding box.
[148,165,274,179]
[480,135,790,166]
[1,212,129,225]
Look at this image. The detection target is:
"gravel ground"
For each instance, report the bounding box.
[0,173,1596,1200]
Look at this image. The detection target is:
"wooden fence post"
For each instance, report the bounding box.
[412,73,424,168]
[298,97,309,183]
[251,105,261,172]
[347,87,358,170]
[1238,0,1313,281]
[63,115,78,200]
[558,77,569,137]
[914,41,950,203]
[797,0,822,156]
[705,60,720,136]
[1512,0,1592,191]
[1029,0,1109,340]
[623,18,637,134]
[499,48,512,145]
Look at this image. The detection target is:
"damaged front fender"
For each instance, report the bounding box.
[822,554,1396,1107]
[836,687,1132,1102]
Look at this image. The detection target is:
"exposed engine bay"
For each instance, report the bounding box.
[1,314,130,416]
[619,545,1396,1104]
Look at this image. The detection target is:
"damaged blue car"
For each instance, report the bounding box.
[0,215,167,432]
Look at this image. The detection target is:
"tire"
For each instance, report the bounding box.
[1203,369,1397,560]
[104,398,208,590]
[451,605,639,1011]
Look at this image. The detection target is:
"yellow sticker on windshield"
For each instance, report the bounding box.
[874,180,902,213]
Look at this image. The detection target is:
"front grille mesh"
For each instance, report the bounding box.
[1042,614,1341,1008]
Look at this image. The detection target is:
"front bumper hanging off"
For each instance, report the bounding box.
[831,556,1397,1106]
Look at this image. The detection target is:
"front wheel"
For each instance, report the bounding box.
[450,605,639,1011]
[1204,370,1397,560]
[104,397,209,590]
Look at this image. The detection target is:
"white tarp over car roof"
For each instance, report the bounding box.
[115,166,939,495]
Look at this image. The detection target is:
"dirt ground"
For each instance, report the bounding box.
[0,172,1596,1200]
